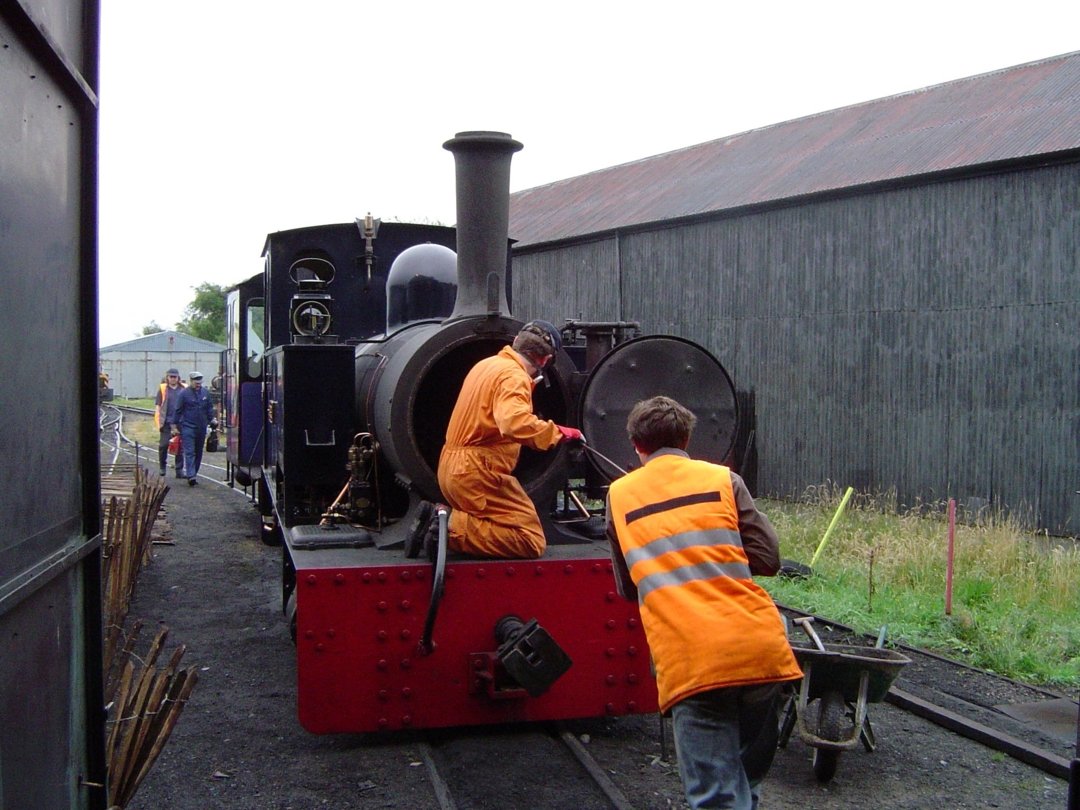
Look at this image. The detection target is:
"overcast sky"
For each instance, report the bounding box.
[96,1,1079,346]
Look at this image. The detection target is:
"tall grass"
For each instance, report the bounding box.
[760,483,1080,689]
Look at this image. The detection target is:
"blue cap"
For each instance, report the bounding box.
[522,320,562,354]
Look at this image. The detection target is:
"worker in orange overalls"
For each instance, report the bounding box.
[606,395,802,810]
[408,321,581,559]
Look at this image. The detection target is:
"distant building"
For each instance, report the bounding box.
[99,330,225,398]
[509,52,1080,535]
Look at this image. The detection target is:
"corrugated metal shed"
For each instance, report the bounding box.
[510,51,1080,247]
[100,330,225,398]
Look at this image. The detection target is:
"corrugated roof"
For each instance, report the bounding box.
[509,52,1080,247]
[100,330,225,352]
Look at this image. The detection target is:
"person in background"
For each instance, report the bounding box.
[606,395,801,810]
[154,368,185,478]
[407,320,582,559]
[174,371,217,487]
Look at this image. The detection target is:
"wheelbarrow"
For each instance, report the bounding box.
[778,617,911,782]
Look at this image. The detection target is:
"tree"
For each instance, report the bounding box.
[140,320,165,335]
[175,282,227,344]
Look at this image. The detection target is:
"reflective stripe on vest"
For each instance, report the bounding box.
[634,555,752,600]
[624,490,723,524]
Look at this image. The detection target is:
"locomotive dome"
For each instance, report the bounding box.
[385,242,458,333]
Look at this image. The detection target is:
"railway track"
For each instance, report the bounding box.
[99,403,142,446]
[399,608,1077,807]
[98,404,238,491]
[415,723,635,810]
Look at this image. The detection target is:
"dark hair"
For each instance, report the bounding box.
[512,320,561,363]
[626,396,696,455]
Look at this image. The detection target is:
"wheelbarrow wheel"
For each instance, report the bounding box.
[812,688,845,783]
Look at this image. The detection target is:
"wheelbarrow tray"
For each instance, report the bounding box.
[790,641,911,704]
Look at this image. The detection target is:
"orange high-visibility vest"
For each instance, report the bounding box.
[155,382,182,430]
[609,455,801,711]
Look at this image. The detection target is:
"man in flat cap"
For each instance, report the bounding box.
[174,371,217,486]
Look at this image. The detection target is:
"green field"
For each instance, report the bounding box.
[759,486,1079,688]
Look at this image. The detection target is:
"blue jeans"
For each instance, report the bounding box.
[180,424,205,480]
[670,684,781,810]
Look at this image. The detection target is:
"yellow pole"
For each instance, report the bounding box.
[810,486,854,568]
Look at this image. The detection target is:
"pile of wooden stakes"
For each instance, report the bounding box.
[101,467,198,809]
[105,625,198,808]
[101,468,167,669]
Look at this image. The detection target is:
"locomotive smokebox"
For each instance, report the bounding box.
[355,132,573,516]
[443,131,523,319]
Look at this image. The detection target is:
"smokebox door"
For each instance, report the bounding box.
[578,335,738,476]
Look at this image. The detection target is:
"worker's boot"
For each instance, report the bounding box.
[423,504,449,562]
[404,501,434,558]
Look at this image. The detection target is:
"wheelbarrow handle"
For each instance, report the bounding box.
[793,616,827,652]
[875,625,888,649]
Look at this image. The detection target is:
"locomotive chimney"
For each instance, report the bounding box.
[443,131,523,320]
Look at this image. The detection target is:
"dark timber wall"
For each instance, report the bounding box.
[0,0,104,806]
[511,161,1079,535]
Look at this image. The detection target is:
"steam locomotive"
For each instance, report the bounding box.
[222,131,741,734]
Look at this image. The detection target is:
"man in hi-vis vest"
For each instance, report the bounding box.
[154,367,186,478]
[607,396,801,810]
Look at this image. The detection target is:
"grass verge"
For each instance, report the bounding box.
[759,484,1079,689]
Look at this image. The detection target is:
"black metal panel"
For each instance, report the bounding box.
[0,13,84,594]
[1,571,82,807]
[0,0,104,805]
[267,344,357,526]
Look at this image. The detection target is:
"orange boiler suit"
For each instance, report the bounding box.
[437,345,563,558]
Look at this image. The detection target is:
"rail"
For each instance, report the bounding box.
[98,404,139,465]
[414,723,636,810]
